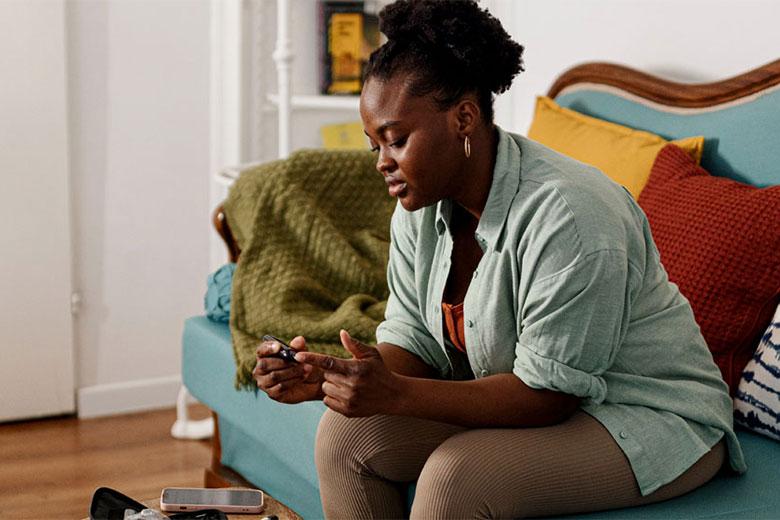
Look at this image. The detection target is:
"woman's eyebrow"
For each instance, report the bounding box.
[368,121,401,137]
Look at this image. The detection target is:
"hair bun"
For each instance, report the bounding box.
[377,0,524,95]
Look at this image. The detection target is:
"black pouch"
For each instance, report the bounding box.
[89,487,227,520]
[89,487,146,520]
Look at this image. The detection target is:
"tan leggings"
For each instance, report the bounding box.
[315,409,725,519]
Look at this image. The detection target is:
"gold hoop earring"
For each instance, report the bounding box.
[464,136,471,158]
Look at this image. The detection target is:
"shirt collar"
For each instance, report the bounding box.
[435,126,522,251]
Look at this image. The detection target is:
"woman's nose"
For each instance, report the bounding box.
[376,151,395,173]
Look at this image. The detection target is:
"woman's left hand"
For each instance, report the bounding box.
[293,330,402,417]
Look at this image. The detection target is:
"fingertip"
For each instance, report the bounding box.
[340,329,354,345]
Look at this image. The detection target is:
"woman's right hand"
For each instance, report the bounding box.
[253,336,324,404]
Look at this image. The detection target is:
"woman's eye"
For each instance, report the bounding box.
[390,137,407,148]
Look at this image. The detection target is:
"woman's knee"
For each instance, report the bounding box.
[316,410,466,484]
[411,434,494,519]
[315,409,361,476]
[315,410,417,480]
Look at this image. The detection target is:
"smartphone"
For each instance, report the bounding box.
[262,334,300,364]
[160,487,264,514]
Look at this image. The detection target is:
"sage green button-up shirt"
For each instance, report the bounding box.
[375,127,746,496]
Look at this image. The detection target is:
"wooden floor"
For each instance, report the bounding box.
[0,405,212,519]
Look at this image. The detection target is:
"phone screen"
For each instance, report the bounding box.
[162,488,262,506]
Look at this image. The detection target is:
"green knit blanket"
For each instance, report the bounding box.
[225,149,397,390]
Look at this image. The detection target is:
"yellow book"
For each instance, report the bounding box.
[328,12,363,94]
[321,121,367,150]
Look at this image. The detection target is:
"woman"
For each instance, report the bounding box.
[252,1,745,517]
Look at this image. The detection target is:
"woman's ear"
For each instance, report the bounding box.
[453,97,481,138]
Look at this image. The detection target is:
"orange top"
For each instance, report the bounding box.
[441,301,467,353]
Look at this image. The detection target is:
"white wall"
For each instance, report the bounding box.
[486,0,780,134]
[67,0,211,416]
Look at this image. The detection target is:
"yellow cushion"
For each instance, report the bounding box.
[527,96,704,198]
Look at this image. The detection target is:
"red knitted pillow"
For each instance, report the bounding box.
[638,144,780,394]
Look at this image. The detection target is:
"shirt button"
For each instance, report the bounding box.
[466,320,474,328]
[619,431,628,439]
[472,270,478,279]
[480,369,489,377]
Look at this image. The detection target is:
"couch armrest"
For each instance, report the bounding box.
[212,204,240,262]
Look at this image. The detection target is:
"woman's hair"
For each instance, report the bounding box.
[364,0,525,123]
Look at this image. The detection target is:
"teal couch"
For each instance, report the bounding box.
[183,60,780,519]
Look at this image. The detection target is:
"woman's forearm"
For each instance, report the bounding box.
[376,342,437,378]
[389,373,580,428]
[295,339,578,426]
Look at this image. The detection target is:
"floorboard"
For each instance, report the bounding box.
[0,405,212,519]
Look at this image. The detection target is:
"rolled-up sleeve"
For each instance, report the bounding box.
[514,249,638,404]
[376,207,449,374]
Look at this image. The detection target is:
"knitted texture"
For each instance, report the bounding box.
[638,144,780,394]
[225,149,396,390]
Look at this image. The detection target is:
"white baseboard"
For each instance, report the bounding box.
[77,374,191,419]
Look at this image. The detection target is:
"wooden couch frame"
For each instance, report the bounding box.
[204,58,780,488]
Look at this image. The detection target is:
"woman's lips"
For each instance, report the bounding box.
[387,181,407,197]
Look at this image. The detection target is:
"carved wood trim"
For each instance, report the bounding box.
[547,58,780,108]
[212,204,241,262]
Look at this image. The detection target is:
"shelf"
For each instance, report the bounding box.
[267,93,361,110]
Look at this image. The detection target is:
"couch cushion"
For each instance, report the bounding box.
[527,96,704,198]
[734,302,780,441]
[637,144,780,393]
[555,87,780,188]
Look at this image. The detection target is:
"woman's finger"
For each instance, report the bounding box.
[254,364,307,388]
[322,370,351,386]
[295,352,355,374]
[289,335,307,352]
[322,395,349,416]
[322,379,346,398]
[256,341,281,358]
[253,356,291,375]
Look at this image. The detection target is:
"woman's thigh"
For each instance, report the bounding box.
[411,410,725,519]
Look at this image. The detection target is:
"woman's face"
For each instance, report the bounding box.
[360,76,463,212]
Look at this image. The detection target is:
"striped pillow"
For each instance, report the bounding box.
[734,304,780,441]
